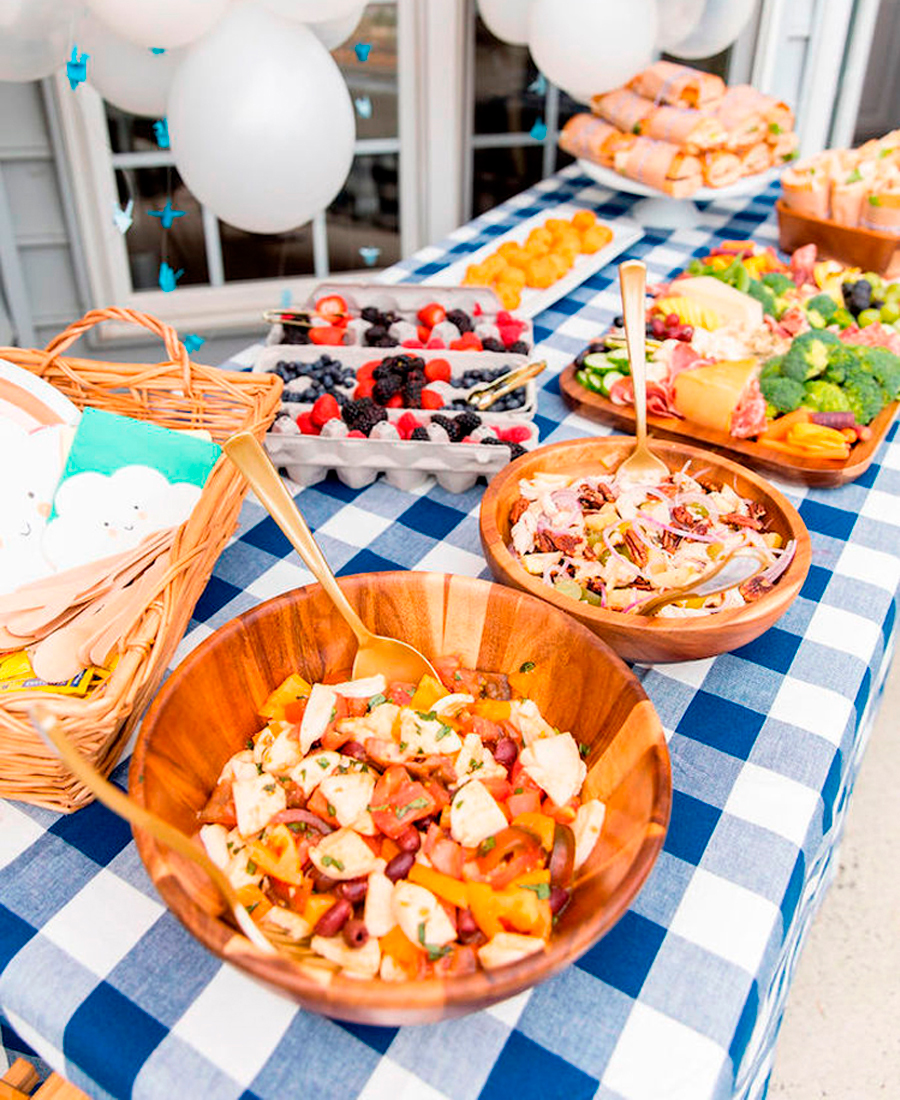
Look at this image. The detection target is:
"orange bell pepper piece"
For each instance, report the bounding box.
[409,863,470,908]
[234,884,272,921]
[507,664,537,698]
[303,893,337,927]
[259,673,312,720]
[380,925,425,978]
[473,700,512,722]
[244,823,304,885]
[466,882,505,938]
[511,812,556,850]
[409,674,448,712]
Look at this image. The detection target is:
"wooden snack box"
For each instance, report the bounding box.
[777,199,900,277]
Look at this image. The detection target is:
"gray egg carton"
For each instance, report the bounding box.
[266,281,534,353]
[266,414,539,494]
[253,344,537,419]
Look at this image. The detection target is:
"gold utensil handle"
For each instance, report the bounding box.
[262,310,313,326]
[223,432,372,646]
[636,548,769,616]
[27,705,273,954]
[470,360,547,410]
[619,261,648,449]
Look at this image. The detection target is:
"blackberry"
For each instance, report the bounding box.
[364,325,397,348]
[361,306,382,324]
[481,437,526,461]
[453,411,482,437]
[373,375,403,404]
[282,326,311,345]
[410,426,430,441]
[481,337,505,353]
[343,398,387,433]
[446,308,473,333]
[429,414,462,441]
[507,340,530,355]
[404,380,426,406]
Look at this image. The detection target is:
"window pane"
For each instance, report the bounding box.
[333,2,398,140]
[474,13,544,136]
[327,152,400,272]
[114,166,209,290]
[219,222,315,283]
[107,107,165,156]
[472,145,546,217]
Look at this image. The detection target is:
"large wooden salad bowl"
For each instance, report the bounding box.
[480,437,811,663]
[130,572,671,1024]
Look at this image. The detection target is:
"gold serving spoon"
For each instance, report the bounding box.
[615,260,670,484]
[26,705,330,966]
[223,432,440,684]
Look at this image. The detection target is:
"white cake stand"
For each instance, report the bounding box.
[578,160,782,231]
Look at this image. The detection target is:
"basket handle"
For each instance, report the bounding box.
[42,307,193,391]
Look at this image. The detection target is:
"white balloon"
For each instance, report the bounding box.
[655,0,706,51]
[258,0,364,22]
[168,4,355,234]
[665,0,757,59]
[477,0,535,46]
[0,0,75,82]
[77,12,182,116]
[311,4,365,50]
[528,0,658,103]
[85,0,230,49]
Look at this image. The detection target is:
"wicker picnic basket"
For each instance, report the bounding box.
[0,307,282,812]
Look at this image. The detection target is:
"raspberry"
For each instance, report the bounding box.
[424,358,452,383]
[395,412,422,439]
[453,411,482,437]
[498,425,531,443]
[410,426,430,441]
[420,388,444,410]
[296,411,319,435]
[311,393,340,427]
[498,326,521,347]
[346,429,366,438]
[343,397,387,434]
[496,310,513,325]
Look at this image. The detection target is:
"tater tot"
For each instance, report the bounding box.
[579,224,613,254]
[481,254,507,279]
[495,283,522,309]
[544,218,570,235]
[498,265,526,290]
[525,257,555,288]
[571,210,597,232]
[527,226,553,247]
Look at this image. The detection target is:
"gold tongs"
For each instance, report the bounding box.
[466,359,547,411]
[262,309,351,328]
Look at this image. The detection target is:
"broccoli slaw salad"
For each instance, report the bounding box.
[198,659,605,981]
[507,463,796,616]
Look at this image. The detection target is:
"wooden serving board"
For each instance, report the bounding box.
[560,362,898,487]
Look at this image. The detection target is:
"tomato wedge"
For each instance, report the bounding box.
[369,765,438,838]
[475,825,545,888]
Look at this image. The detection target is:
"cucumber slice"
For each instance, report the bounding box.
[582,352,611,371]
[607,356,631,374]
[600,370,626,397]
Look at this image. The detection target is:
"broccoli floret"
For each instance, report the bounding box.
[760,374,806,413]
[762,272,795,295]
[843,371,887,425]
[856,346,900,398]
[823,342,859,384]
[803,380,852,413]
[805,293,840,329]
[760,355,784,381]
[745,279,778,316]
[782,330,843,382]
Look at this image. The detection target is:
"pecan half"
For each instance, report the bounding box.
[577,483,615,510]
[720,512,763,530]
[749,501,768,523]
[660,529,682,553]
[534,532,556,553]
[550,533,581,556]
[671,504,699,529]
[739,575,774,602]
[509,497,529,526]
[623,529,648,568]
[586,577,606,597]
[632,577,653,591]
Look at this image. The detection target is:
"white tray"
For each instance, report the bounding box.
[254,345,538,418]
[266,414,539,494]
[427,203,643,318]
[577,160,783,201]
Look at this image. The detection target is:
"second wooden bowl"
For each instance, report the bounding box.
[130,571,670,1025]
[480,437,811,664]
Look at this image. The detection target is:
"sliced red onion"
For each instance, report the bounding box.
[270,809,334,834]
[760,539,796,584]
[550,488,581,511]
[639,512,721,544]
[622,592,656,613]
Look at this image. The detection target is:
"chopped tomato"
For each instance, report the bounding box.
[307,788,340,828]
[510,759,541,795]
[235,883,272,922]
[341,695,369,718]
[432,654,463,691]
[386,681,415,706]
[198,780,237,828]
[476,825,545,888]
[315,294,348,319]
[320,726,356,751]
[267,874,313,914]
[424,779,451,811]
[433,943,478,977]
[459,714,502,742]
[511,812,556,850]
[423,823,465,879]
[542,795,579,824]
[507,790,542,818]
[480,775,512,803]
[283,698,307,724]
[380,925,427,978]
[369,766,438,838]
[409,673,447,712]
[409,861,468,905]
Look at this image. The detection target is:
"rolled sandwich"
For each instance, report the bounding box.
[613,137,702,197]
[780,158,832,219]
[591,88,655,134]
[629,61,725,109]
[769,129,799,163]
[559,114,633,168]
[672,359,767,438]
[738,142,773,178]
[701,149,743,188]
[831,161,876,226]
[860,174,900,234]
[640,105,728,152]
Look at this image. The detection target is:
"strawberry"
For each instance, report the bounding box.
[425,337,446,349]
[417,302,446,328]
[400,339,425,349]
[420,389,444,410]
[311,394,340,427]
[309,325,346,345]
[498,425,531,443]
[357,359,380,382]
[450,333,483,351]
[346,429,366,438]
[417,325,432,344]
[316,294,348,320]
[386,394,405,408]
[354,379,375,399]
[473,302,483,316]
[296,411,319,435]
[424,358,451,383]
[395,412,422,440]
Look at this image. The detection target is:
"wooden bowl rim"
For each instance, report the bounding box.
[130,571,672,1018]
[479,435,812,639]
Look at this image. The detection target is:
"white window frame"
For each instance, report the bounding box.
[52,0,432,344]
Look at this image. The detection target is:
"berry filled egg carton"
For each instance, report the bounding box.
[253,344,539,418]
[265,282,534,355]
[266,405,538,494]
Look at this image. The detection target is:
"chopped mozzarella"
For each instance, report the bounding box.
[335,702,399,742]
[330,674,387,698]
[398,708,462,756]
[289,750,350,798]
[572,799,606,870]
[226,846,263,891]
[232,772,286,837]
[477,932,545,970]
[379,955,406,982]
[432,693,475,716]
[363,870,396,937]
[509,699,556,747]
[392,882,456,947]
[319,771,376,830]
[199,823,229,869]
[254,723,304,776]
[453,733,507,789]
[262,906,312,941]
[311,934,381,977]
[299,683,337,753]
[308,827,380,881]
[449,780,507,848]
[519,732,586,809]
[218,749,258,785]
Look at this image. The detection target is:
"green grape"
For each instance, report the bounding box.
[858,308,881,327]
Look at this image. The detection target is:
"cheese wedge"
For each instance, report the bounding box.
[673,276,763,330]
[672,359,758,433]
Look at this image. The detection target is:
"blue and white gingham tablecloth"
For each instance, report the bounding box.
[2,165,898,1100]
